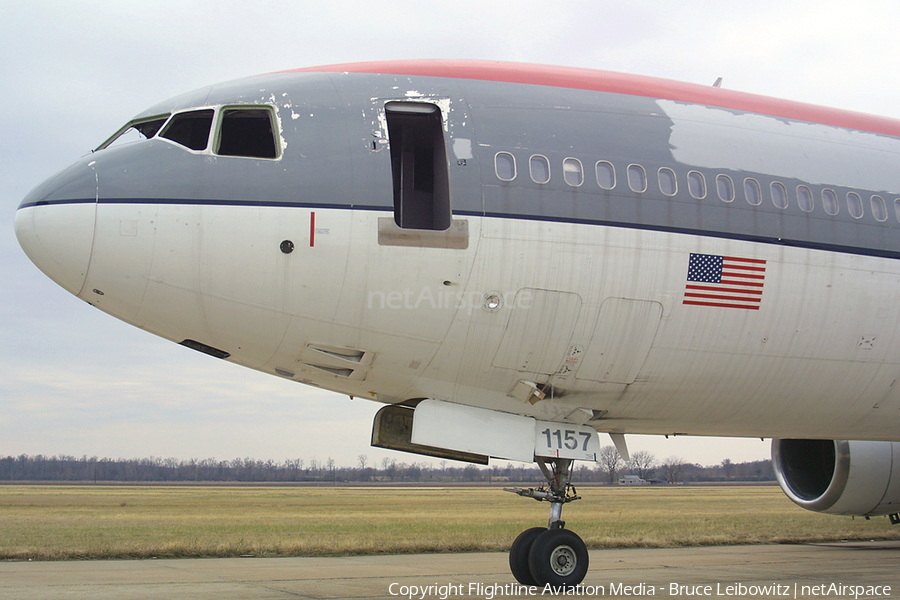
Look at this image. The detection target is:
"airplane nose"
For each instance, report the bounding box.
[15,160,98,296]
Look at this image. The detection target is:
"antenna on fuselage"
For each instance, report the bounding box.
[712,77,723,88]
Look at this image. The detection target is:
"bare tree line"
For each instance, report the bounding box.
[0,449,773,483]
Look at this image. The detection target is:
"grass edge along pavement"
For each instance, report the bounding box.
[1,485,898,561]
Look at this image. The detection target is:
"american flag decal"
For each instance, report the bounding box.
[683,253,767,310]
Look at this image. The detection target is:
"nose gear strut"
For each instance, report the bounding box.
[506,457,581,528]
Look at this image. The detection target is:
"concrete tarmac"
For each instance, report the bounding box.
[1,541,898,600]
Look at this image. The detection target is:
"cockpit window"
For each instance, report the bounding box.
[96,105,279,158]
[160,109,215,151]
[96,114,169,151]
[133,119,167,139]
[216,107,279,159]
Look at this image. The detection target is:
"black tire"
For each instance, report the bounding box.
[527,528,589,587]
[509,527,545,586]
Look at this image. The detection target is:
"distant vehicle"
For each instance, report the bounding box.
[16,59,900,587]
[619,476,649,486]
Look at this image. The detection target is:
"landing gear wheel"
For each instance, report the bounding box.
[528,528,589,587]
[509,527,545,586]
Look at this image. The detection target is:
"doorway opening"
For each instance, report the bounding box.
[386,102,451,230]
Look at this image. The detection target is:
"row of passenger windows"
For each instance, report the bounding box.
[494,151,900,224]
[99,106,280,159]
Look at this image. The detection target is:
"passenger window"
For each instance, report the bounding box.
[495,152,516,181]
[217,107,278,158]
[895,199,900,223]
[797,185,813,212]
[821,189,839,215]
[627,164,647,193]
[161,109,214,151]
[530,155,550,184]
[658,168,677,196]
[563,158,584,186]
[716,175,734,202]
[871,195,888,221]
[771,182,788,209]
[744,178,761,206]
[687,171,706,199]
[596,161,616,189]
[847,192,864,218]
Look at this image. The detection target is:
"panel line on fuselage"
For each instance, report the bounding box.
[17,195,900,261]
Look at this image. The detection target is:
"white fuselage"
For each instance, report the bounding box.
[35,199,896,442]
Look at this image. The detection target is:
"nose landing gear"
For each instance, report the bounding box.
[505,457,589,587]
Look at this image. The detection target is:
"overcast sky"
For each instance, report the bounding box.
[3,0,899,469]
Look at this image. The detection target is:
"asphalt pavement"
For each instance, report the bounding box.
[1,541,898,599]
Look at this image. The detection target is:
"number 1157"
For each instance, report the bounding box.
[542,428,592,451]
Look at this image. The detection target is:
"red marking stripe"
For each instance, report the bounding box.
[684,300,760,311]
[283,60,900,138]
[725,264,767,272]
[720,278,764,287]
[310,211,315,247]
[686,285,763,296]
[723,256,768,264]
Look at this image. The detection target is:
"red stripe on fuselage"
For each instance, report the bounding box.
[283,60,900,138]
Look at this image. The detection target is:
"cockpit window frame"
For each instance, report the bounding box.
[95,113,171,151]
[159,108,216,152]
[212,104,282,160]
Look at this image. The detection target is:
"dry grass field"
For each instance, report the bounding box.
[1,485,898,560]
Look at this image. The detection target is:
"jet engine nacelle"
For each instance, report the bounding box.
[772,439,900,516]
